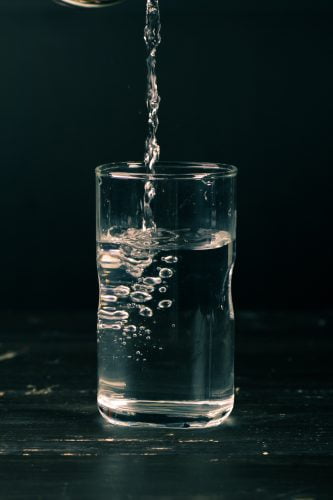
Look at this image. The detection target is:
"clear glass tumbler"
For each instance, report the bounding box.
[96,162,237,428]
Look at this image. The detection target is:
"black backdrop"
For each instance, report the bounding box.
[0,0,332,310]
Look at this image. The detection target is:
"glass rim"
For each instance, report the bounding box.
[95,161,238,180]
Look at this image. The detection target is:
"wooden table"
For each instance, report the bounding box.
[0,311,332,499]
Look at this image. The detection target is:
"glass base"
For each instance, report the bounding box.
[98,395,234,429]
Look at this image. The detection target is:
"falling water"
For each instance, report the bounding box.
[143,0,161,231]
[144,0,161,171]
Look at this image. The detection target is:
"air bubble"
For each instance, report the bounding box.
[127,355,132,359]
[159,347,163,351]
[115,311,130,320]
[130,291,153,303]
[101,295,118,303]
[162,255,178,264]
[158,300,173,309]
[99,252,121,269]
[146,336,151,340]
[122,341,127,346]
[159,268,173,279]
[139,306,153,318]
[133,333,138,338]
[99,310,129,321]
[145,181,154,193]
[126,267,144,278]
[109,323,122,330]
[113,286,131,298]
[136,351,141,356]
[159,287,167,293]
[132,284,155,293]
[145,329,151,335]
[124,325,137,333]
[143,277,162,286]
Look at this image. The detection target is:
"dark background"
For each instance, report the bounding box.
[0,0,332,310]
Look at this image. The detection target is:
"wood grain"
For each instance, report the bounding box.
[0,311,332,499]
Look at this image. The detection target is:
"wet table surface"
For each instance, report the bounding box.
[0,310,332,499]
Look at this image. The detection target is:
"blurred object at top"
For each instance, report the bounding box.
[55,0,126,8]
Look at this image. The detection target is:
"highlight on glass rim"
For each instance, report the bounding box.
[55,0,125,7]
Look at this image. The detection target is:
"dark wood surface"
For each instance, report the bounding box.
[0,310,332,499]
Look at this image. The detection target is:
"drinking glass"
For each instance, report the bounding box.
[96,162,237,428]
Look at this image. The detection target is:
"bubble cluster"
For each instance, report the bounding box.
[121,244,153,278]
[98,232,181,362]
